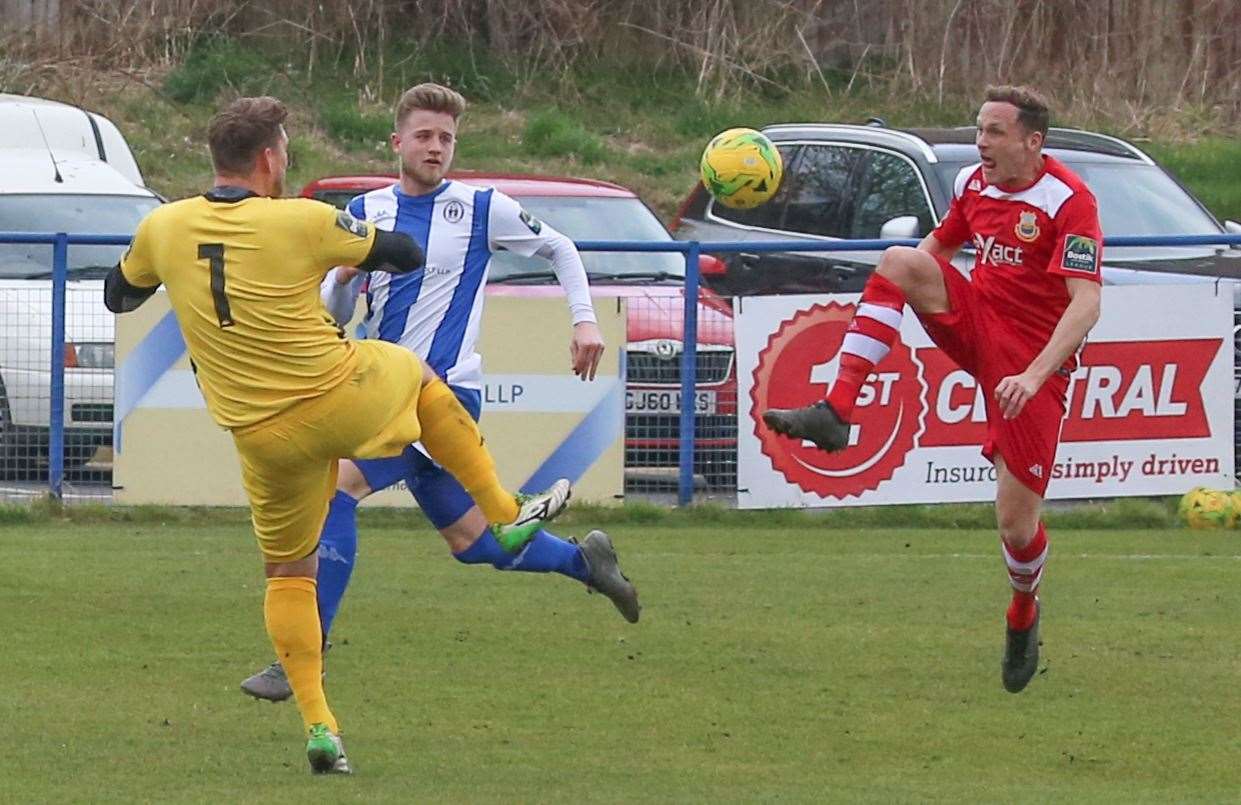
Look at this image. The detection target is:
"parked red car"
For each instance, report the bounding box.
[301,172,738,491]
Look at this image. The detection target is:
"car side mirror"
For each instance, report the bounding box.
[879,215,920,240]
[1223,220,1241,250]
[699,254,727,277]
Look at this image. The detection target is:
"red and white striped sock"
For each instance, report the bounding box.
[826,272,906,421]
[1002,522,1047,631]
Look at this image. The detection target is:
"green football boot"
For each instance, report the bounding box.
[492,478,572,552]
[306,723,351,775]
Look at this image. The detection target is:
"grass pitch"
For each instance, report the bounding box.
[3,518,1239,802]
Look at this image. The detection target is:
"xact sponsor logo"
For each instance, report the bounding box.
[973,233,1024,267]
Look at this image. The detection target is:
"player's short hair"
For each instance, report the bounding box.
[394,83,467,129]
[207,96,288,175]
[983,85,1050,138]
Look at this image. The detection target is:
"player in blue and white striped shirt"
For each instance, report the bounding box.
[240,83,639,702]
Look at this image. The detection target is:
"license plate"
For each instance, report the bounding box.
[625,389,717,414]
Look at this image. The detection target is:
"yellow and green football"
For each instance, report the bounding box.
[699,127,783,209]
[1178,487,1237,529]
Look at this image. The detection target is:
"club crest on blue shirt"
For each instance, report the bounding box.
[443,200,465,224]
[1014,211,1040,242]
[519,209,543,234]
[335,211,370,238]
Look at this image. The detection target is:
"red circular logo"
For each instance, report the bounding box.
[750,302,924,499]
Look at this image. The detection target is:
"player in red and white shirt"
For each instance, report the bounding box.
[764,86,1102,694]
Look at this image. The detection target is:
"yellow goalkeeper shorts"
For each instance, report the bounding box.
[231,340,424,563]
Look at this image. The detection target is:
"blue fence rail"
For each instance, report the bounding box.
[4,231,1241,504]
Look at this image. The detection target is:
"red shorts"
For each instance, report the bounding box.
[914,257,1068,497]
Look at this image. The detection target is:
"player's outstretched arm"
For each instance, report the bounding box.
[103,263,160,313]
[357,230,424,275]
[535,235,603,379]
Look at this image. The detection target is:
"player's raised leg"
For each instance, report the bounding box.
[995,456,1046,694]
[412,370,571,533]
[407,379,640,617]
[426,488,640,623]
[763,245,948,450]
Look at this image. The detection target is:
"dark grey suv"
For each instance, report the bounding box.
[674,122,1241,294]
[672,121,1241,469]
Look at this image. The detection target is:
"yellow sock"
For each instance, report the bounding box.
[264,577,338,734]
[417,378,519,523]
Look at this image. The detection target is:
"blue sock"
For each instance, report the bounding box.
[315,490,359,637]
[454,528,589,583]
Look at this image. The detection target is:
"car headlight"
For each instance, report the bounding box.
[72,342,114,369]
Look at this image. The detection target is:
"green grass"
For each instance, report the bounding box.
[161,36,283,104]
[317,96,392,149]
[3,521,1240,801]
[522,109,610,165]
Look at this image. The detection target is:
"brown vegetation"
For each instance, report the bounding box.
[2,0,1238,129]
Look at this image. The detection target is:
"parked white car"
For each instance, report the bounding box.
[0,94,159,479]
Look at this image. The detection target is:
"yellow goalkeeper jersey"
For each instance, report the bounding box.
[120,190,377,429]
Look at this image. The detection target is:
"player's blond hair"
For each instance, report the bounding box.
[395,83,467,129]
[984,85,1050,138]
[208,96,288,175]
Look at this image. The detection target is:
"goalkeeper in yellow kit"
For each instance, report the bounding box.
[103,96,571,774]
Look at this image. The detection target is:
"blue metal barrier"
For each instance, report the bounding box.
[4,230,1241,504]
[1,233,129,499]
[49,234,67,499]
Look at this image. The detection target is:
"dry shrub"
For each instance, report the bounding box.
[0,0,1236,127]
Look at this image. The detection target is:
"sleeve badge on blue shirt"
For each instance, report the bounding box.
[519,209,543,234]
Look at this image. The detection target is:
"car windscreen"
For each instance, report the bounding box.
[489,196,685,281]
[0,194,161,278]
[933,161,1221,238]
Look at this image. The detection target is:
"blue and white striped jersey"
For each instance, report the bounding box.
[321,180,595,389]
